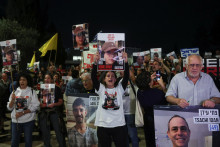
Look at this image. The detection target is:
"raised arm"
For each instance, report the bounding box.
[121,52,129,90]
[92,52,101,91]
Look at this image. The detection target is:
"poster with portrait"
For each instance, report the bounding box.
[167,51,177,59]
[72,23,89,51]
[154,105,220,147]
[167,51,179,64]
[97,33,125,71]
[133,51,150,69]
[150,48,162,61]
[66,93,99,146]
[1,39,18,66]
[180,48,199,58]
[39,84,55,107]
[62,76,73,85]
[27,62,40,72]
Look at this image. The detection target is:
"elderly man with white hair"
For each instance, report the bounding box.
[81,72,95,93]
[166,54,220,108]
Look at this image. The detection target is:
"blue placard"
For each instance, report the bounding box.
[180,48,199,58]
[208,124,219,131]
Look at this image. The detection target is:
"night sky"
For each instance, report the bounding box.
[1,0,220,55]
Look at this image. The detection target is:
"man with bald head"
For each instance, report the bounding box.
[166,54,220,108]
[167,115,191,147]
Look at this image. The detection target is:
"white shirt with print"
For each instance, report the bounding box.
[95,83,126,128]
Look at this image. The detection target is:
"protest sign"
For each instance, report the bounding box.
[72,23,89,51]
[39,84,55,107]
[150,48,162,61]
[97,33,125,71]
[180,48,199,58]
[1,39,18,66]
[66,93,99,146]
[154,105,220,147]
[81,43,97,70]
[133,51,150,69]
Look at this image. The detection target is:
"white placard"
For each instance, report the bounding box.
[89,96,100,106]
[193,116,219,124]
[199,109,219,116]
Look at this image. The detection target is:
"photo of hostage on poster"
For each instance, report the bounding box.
[154,105,220,147]
[66,94,99,147]
[150,48,162,62]
[97,33,125,71]
[72,23,89,51]
[1,39,18,66]
[133,51,150,69]
[39,84,55,107]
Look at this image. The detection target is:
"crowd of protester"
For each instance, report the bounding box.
[0,51,220,147]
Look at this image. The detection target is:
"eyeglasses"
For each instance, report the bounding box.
[188,64,202,68]
[82,79,91,83]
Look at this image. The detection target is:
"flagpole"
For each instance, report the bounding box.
[80,51,83,75]
[10,65,14,92]
[54,49,57,65]
[48,50,52,69]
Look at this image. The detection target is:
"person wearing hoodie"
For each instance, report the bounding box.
[7,72,40,147]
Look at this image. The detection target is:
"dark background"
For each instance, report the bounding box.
[1,0,220,62]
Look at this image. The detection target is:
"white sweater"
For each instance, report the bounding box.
[7,86,40,123]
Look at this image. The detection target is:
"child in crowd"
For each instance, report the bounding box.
[91,51,129,147]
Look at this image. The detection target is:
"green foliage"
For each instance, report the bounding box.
[0,18,39,70]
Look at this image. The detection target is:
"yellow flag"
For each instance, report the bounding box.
[39,33,58,57]
[29,53,35,67]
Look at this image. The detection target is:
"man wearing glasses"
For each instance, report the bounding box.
[81,72,95,93]
[166,54,220,108]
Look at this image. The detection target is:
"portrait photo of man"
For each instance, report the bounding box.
[68,98,98,147]
[133,55,144,68]
[167,115,191,147]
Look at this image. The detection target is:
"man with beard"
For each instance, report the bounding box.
[167,115,191,147]
[68,98,98,147]
[166,54,220,108]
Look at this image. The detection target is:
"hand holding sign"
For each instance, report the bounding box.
[202,99,215,108]
[122,52,128,63]
[177,98,189,108]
